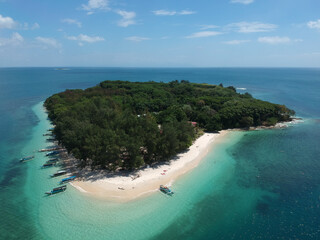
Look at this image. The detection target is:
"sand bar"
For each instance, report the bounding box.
[71,130,229,202]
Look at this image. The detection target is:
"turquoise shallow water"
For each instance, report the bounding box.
[24,103,246,240]
[0,68,319,239]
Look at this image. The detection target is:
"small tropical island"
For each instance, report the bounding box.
[44,80,295,200]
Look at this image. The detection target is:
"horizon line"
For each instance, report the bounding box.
[1,66,320,69]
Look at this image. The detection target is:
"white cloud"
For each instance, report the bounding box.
[231,0,254,4]
[81,0,109,13]
[152,10,196,16]
[31,23,40,30]
[0,14,16,29]
[22,22,40,30]
[307,19,320,29]
[186,31,222,38]
[67,34,104,43]
[179,10,196,15]
[152,10,176,16]
[62,18,82,28]
[36,37,61,48]
[125,36,150,42]
[12,32,23,42]
[200,25,219,30]
[0,32,24,47]
[116,10,136,27]
[258,36,291,44]
[228,21,277,33]
[223,40,250,45]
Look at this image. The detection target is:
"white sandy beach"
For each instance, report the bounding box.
[71,131,229,202]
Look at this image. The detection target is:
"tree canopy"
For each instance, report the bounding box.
[44,80,294,170]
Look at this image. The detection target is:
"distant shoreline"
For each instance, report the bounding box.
[69,131,230,202]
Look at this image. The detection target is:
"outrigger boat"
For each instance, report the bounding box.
[159,185,174,196]
[41,162,56,168]
[19,155,35,162]
[60,176,76,184]
[45,185,67,195]
[50,170,67,177]
[45,151,60,156]
[46,158,59,163]
[39,147,61,152]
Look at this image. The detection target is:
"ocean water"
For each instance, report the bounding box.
[0,68,319,239]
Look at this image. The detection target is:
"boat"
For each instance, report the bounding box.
[19,155,35,162]
[47,158,59,163]
[39,147,61,152]
[60,176,76,184]
[45,185,67,195]
[159,185,174,196]
[51,170,67,177]
[43,133,52,136]
[45,151,60,156]
[48,128,54,131]
[46,138,56,141]
[41,162,56,168]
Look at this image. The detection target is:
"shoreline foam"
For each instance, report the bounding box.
[70,131,229,202]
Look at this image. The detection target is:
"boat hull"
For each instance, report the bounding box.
[46,185,67,195]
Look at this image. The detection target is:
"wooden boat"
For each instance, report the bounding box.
[46,158,59,163]
[43,133,52,136]
[45,151,60,156]
[39,147,61,152]
[45,185,67,195]
[60,176,76,184]
[41,162,56,168]
[51,170,67,177]
[19,155,35,162]
[159,185,174,196]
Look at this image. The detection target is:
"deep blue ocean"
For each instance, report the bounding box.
[0,68,319,239]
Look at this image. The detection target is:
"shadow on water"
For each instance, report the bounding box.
[0,160,41,239]
[0,106,42,239]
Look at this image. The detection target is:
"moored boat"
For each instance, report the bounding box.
[46,158,59,163]
[41,162,56,168]
[39,147,61,152]
[45,185,67,195]
[50,170,67,177]
[46,151,60,156]
[19,155,35,162]
[159,185,174,196]
[60,176,76,184]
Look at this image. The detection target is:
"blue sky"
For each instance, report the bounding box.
[0,0,320,67]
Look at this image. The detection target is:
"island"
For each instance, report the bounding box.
[44,80,295,201]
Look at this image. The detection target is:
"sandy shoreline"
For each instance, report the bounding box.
[71,130,229,202]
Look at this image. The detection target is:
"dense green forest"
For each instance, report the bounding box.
[44,80,294,170]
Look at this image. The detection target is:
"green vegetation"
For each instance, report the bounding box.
[44,80,294,170]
